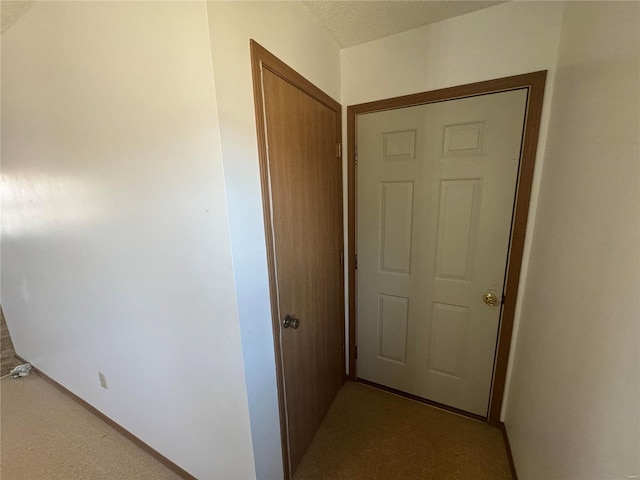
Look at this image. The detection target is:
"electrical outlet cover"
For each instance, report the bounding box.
[98,372,108,389]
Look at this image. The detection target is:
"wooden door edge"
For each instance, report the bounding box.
[488,70,547,424]
[346,71,548,426]
[250,40,291,480]
[347,107,357,382]
[499,421,520,480]
[249,39,345,480]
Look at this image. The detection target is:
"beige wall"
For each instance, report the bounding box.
[2,1,341,477]
[340,2,563,105]
[504,2,640,478]
[1,2,255,478]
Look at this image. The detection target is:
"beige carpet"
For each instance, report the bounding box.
[1,371,512,480]
[294,382,512,480]
[0,374,182,480]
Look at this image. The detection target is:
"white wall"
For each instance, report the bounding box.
[341,0,564,402]
[341,2,563,105]
[205,2,341,478]
[1,2,256,478]
[503,2,640,478]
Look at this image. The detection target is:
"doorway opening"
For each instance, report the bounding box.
[347,71,547,425]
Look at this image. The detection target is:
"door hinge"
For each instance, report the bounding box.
[355,254,358,270]
[355,346,358,359]
[337,142,342,158]
[340,251,344,265]
[355,145,358,164]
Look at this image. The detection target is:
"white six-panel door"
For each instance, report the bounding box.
[357,89,528,416]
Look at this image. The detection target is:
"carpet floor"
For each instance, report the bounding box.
[1,373,512,479]
[0,374,182,480]
[294,382,513,480]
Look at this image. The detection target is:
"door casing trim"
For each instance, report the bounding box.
[347,71,547,425]
[250,40,344,479]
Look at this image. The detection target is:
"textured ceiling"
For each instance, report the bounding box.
[302,1,505,48]
[1,1,35,34]
[0,1,504,43]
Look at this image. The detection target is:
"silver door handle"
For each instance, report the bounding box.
[283,314,300,329]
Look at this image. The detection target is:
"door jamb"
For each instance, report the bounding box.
[250,40,344,479]
[347,71,547,425]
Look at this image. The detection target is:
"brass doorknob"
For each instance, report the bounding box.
[283,314,300,329]
[483,292,499,306]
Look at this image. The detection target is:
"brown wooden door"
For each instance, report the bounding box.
[251,42,345,477]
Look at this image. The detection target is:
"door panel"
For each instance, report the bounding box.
[260,68,344,474]
[357,89,528,416]
[380,181,414,274]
